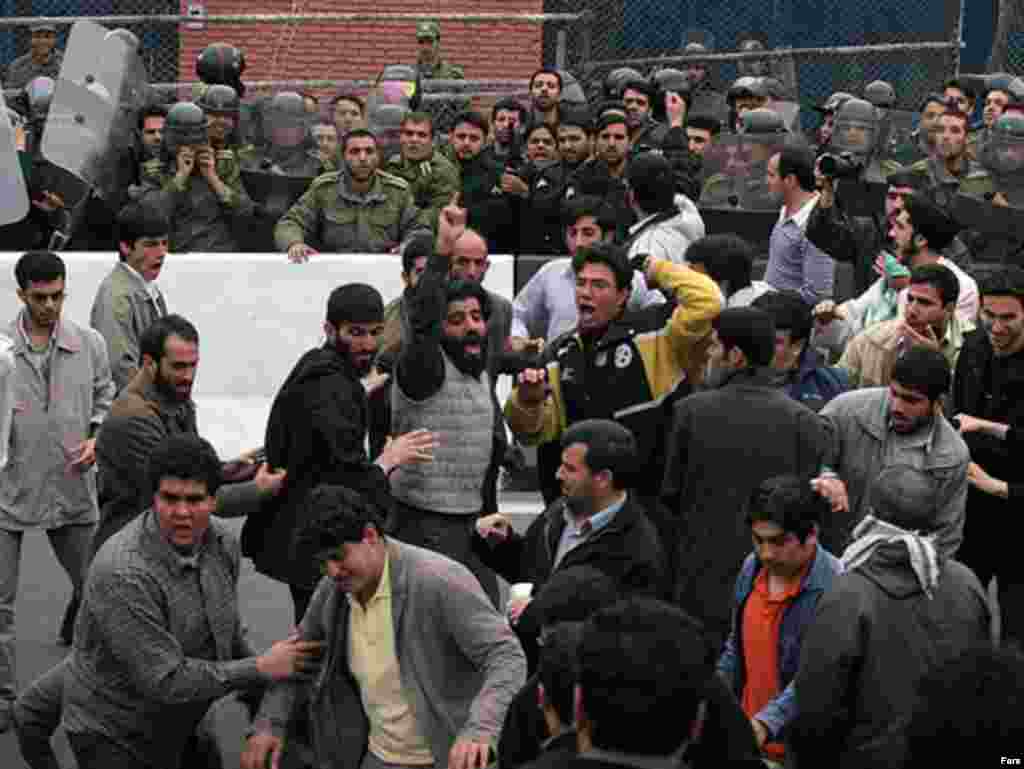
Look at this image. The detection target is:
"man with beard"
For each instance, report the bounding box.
[660,307,829,651]
[813,347,970,558]
[952,266,1024,642]
[528,69,563,129]
[94,314,285,557]
[838,263,974,390]
[449,111,516,254]
[908,108,993,200]
[0,252,114,731]
[242,284,437,623]
[276,129,431,259]
[557,107,595,177]
[388,203,505,606]
[566,113,634,238]
[483,98,528,167]
[621,78,669,150]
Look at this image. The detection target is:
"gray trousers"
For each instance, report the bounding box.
[0,524,94,706]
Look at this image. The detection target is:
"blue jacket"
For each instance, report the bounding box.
[783,348,849,413]
[716,544,843,740]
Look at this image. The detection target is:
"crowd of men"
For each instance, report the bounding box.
[1,18,1024,769]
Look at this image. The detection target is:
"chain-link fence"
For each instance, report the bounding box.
[989,0,1024,73]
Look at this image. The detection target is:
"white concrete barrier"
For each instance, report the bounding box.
[0,252,516,460]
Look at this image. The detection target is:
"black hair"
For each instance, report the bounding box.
[776,146,816,192]
[445,279,492,321]
[530,566,620,627]
[902,193,960,252]
[401,110,434,134]
[904,645,1024,764]
[293,484,388,564]
[886,168,929,191]
[891,346,952,402]
[560,419,638,491]
[979,265,1024,306]
[572,242,632,291]
[686,113,721,135]
[942,78,977,104]
[596,112,628,133]
[401,234,433,275]
[918,92,947,113]
[753,290,813,344]
[15,250,65,290]
[685,234,756,292]
[491,97,527,124]
[620,78,655,101]
[147,434,222,499]
[577,599,713,755]
[139,314,199,366]
[909,263,959,308]
[561,195,617,234]
[342,128,377,152]
[137,103,167,132]
[526,122,558,144]
[451,109,489,137]
[117,201,170,256]
[530,68,564,93]
[332,92,365,114]
[712,307,776,367]
[538,622,583,727]
[746,475,827,544]
[626,152,675,213]
[558,106,594,134]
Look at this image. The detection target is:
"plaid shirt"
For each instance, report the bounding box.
[62,511,263,767]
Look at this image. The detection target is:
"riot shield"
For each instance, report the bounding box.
[879,109,925,168]
[0,95,29,225]
[40,20,132,203]
[699,133,784,212]
[690,89,729,125]
[236,169,315,251]
[770,100,802,135]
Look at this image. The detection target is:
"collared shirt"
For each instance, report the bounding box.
[765,193,834,305]
[17,309,56,381]
[553,493,626,569]
[349,553,434,765]
[510,258,664,342]
[122,261,166,307]
[62,512,261,767]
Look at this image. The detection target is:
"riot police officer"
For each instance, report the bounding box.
[246,91,323,177]
[138,101,253,252]
[3,22,63,90]
[195,42,247,97]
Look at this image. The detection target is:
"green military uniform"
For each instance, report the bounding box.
[3,49,63,90]
[137,148,253,252]
[274,168,433,253]
[382,149,460,227]
[415,21,464,79]
[907,155,994,201]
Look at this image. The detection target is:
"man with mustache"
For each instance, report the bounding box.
[387,202,507,606]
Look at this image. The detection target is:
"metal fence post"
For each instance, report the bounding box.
[556,29,567,70]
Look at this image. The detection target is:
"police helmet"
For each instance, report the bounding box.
[815,91,854,114]
[863,80,896,109]
[198,84,240,116]
[164,101,209,150]
[740,108,787,135]
[831,98,879,154]
[603,67,644,101]
[727,76,765,103]
[196,43,246,88]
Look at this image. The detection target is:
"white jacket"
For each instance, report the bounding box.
[627,194,706,265]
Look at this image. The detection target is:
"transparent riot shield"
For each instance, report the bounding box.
[0,95,29,225]
[879,109,926,168]
[699,133,784,212]
[237,169,316,251]
[40,20,131,203]
[690,89,729,125]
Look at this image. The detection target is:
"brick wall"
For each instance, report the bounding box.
[178,0,543,87]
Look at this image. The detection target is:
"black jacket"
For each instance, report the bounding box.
[952,328,1024,582]
[660,368,830,647]
[241,345,388,586]
[473,493,669,607]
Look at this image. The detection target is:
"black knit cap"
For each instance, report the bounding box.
[326,283,384,326]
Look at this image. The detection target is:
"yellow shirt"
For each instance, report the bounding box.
[348,553,434,765]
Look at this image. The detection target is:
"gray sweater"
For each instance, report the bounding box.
[253,539,527,769]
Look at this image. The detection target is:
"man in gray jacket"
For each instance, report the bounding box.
[814,346,970,556]
[1,251,115,731]
[242,484,527,769]
[90,202,170,393]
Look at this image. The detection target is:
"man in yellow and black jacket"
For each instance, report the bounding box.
[505,242,721,506]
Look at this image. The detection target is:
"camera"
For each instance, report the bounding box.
[818,151,864,180]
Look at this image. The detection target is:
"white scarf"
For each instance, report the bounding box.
[841,514,940,599]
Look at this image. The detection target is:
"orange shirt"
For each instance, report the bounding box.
[740,560,810,759]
